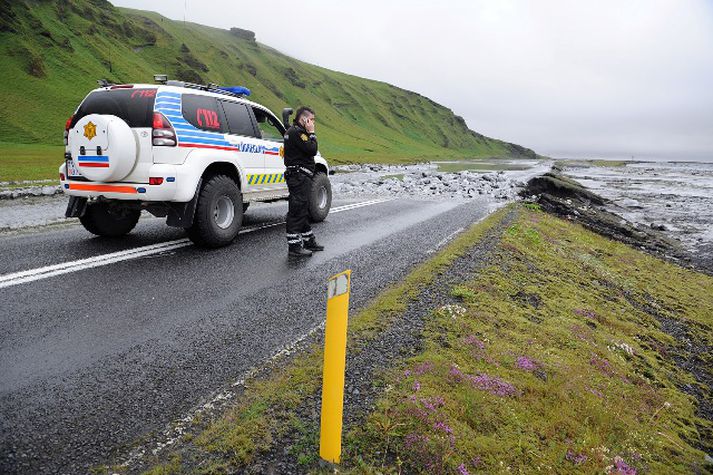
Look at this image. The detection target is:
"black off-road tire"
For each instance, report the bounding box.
[308,172,332,222]
[79,201,140,237]
[188,174,242,248]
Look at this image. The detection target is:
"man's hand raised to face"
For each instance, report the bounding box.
[303,116,315,134]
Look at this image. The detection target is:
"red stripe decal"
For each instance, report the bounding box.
[79,163,110,168]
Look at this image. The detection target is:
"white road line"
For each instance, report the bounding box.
[0,199,390,290]
[426,226,465,254]
[119,319,327,467]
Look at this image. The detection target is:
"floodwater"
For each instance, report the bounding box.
[561,159,713,252]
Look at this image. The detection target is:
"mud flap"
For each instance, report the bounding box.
[166,178,202,228]
[166,196,199,228]
[65,196,88,218]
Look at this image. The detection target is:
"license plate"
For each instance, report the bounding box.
[66,158,81,178]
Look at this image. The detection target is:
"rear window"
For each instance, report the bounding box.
[71,88,156,128]
[182,94,227,133]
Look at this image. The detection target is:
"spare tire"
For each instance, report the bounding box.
[68,114,137,182]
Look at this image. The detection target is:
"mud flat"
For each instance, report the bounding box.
[556,159,713,273]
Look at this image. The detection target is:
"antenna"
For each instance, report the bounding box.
[184,0,187,24]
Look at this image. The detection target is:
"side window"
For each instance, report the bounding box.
[252,107,285,142]
[182,94,226,133]
[221,101,258,137]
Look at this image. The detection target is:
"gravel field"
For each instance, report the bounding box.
[330,163,538,202]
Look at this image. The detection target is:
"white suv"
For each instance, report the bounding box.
[60,79,332,247]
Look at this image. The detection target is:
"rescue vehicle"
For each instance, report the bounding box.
[60,76,332,247]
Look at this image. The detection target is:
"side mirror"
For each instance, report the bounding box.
[282,108,293,129]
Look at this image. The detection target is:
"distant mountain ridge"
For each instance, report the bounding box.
[0,0,541,163]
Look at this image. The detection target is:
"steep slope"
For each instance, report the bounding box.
[0,0,539,164]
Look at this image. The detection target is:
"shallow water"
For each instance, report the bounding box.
[561,160,713,252]
[433,159,537,173]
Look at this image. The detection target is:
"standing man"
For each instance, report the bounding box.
[284,106,325,257]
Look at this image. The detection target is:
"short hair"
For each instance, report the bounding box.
[294,106,314,125]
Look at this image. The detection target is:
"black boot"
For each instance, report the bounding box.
[288,242,313,257]
[304,236,324,251]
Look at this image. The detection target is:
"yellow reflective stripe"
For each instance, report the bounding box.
[247,173,289,185]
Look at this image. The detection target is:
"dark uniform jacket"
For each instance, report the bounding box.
[283,124,318,171]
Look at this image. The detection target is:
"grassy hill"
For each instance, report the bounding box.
[0,0,539,180]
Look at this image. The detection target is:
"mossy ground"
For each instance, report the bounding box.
[344,205,712,474]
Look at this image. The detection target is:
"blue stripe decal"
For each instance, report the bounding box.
[176,131,227,140]
[172,124,199,131]
[176,136,232,146]
[155,98,181,104]
[165,119,191,127]
[78,155,109,162]
[162,114,190,122]
[156,105,181,112]
[157,92,181,98]
[176,131,228,140]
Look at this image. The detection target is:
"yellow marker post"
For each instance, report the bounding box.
[319,270,352,464]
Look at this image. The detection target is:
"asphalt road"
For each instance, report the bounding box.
[0,194,504,474]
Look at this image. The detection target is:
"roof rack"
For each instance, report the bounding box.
[153,74,251,98]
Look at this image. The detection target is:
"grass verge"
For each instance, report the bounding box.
[0,141,64,182]
[344,205,712,474]
[133,206,514,474]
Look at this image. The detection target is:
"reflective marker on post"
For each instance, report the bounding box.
[319,270,352,464]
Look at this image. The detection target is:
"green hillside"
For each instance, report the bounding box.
[0,0,539,174]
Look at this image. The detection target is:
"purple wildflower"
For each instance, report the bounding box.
[421,396,445,411]
[413,380,421,392]
[449,365,465,382]
[566,449,588,465]
[469,373,518,397]
[574,308,597,319]
[432,421,453,434]
[570,324,592,341]
[404,369,412,377]
[404,433,429,449]
[457,463,470,475]
[463,335,486,350]
[611,456,637,475]
[413,361,435,375]
[587,387,605,398]
[590,354,614,376]
[516,355,538,371]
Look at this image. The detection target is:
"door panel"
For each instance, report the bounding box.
[220,100,265,188]
[252,107,287,190]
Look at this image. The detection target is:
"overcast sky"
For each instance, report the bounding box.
[113,0,713,160]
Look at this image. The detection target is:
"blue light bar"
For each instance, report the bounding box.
[218,86,251,96]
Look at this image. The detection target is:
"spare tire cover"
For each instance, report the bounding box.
[68,114,137,182]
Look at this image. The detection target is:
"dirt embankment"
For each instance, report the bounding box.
[521,167,710,275]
